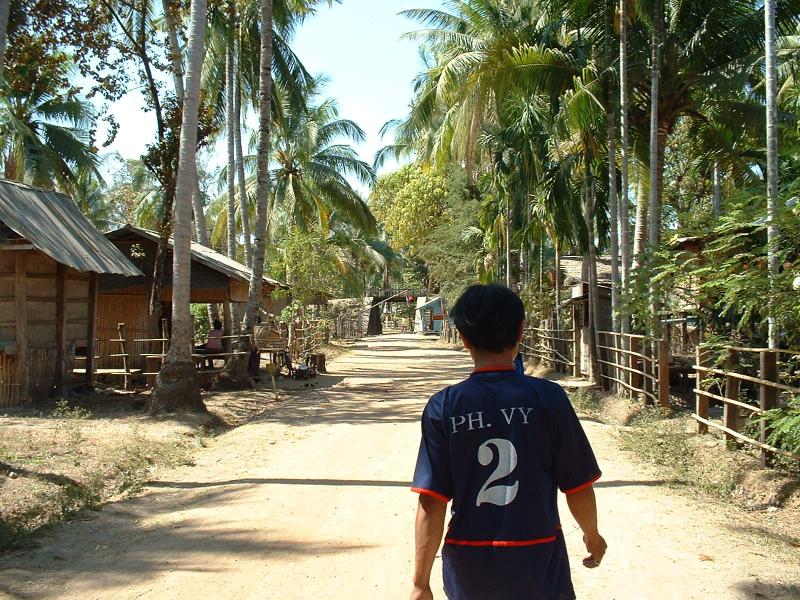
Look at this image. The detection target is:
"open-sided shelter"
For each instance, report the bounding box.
[0,180,142,407]
[99,225,288,370]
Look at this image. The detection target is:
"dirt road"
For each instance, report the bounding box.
[1,334,798,599]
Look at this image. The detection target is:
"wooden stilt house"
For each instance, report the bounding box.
[99,225,288,373]
[0,180,142,407]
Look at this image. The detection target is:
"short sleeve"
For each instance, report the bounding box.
[411,397,453,503]
[551,386,601,494]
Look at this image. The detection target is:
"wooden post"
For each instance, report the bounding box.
[14,253,28,400]
[723,348,741,447]
[643,343,653,404]
[55,264,67,393]
[658,338,670,408]
[630,337,641,401]
[161,317,169,355]
[223,299,232,353]
[118,323,130,390]
[572,305,581,378]
[86,273,98,388]
[759,350,778,467]
[696,346,708,434]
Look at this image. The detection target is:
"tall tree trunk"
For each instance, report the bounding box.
[162,0,185,100]
[554,241,561,331]
[162,0,214,323]
[506,195,512,287]
[242,0,273,334]
[226,41,237,264]
[618,0,631,334]
[606,0,620,334]
[141,7,174,336]
[584,153,601,385]
[647,0,662,254]
[225,37,242,338]
[712,160,722,219]
[234,44,253,266]
[765,0,780,349]
[0,0,11,82]
[149,0,207,414]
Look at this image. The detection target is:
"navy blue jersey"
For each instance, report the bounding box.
[412,367,600,600]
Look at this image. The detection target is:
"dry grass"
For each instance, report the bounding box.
[566,386,800,547]
[0,384,286,552]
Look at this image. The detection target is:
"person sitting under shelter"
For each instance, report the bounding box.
[195,319,224,367]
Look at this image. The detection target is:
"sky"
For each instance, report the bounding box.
[99,0,446,185]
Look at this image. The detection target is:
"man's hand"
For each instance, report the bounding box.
[581,533,607,568]
[410,584,434,600]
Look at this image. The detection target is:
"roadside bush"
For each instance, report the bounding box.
[760,396,800,456]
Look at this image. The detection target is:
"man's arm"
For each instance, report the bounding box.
[411,494,447,600]
[565,486,607,568]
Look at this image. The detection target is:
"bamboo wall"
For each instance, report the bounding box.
[96,294,150,370]
[0,250,93,407]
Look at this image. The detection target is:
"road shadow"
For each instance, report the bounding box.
[148,477,411,490]
[732,579,800,599]
[594,479,682,489]
[0,477,371,598]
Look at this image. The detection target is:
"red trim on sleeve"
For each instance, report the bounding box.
[445,535,557,547]
[563,473,602,495]
[472,365,515,374]
[411,487,450,503]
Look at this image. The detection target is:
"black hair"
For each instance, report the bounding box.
[450,284,525,353]
[212,319,223,330]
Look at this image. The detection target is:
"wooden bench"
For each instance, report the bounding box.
[72,368,142,390]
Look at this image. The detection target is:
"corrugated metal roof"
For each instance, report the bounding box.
[105,225,289,289]
[0,180,142,276]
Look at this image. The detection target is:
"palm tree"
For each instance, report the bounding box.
[618,0,632,334]
[161,0,212,248]
[149,0,207,414]
[242,0,274,334]
[0,64,100,191]
[765,0,780,349]
[605,0,620,334]
[271,85,376,234]
[0,0,10,82]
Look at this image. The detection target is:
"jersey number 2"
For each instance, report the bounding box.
[476,438,519,507]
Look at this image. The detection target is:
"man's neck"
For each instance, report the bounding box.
[469,349,517,372]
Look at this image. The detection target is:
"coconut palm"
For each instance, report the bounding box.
[270,84,376,235]
[765,0,780,349]
[242,0,274,334]
[0,63,100,191]
[149,0,208,414]
[0,0,10,82]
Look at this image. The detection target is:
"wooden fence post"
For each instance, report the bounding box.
[629,337,641,401]
[658,338,670,408]
[117,323,131,391]
[696,346,708,434]
[759,350,778,467]
[724,348,741,447]
[643,343,653,404]
[572,320,581,378]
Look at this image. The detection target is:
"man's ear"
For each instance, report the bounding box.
[516,321,525,345]
[461,333,473,350]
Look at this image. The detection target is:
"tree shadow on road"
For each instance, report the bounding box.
[732,579,800,599]
[0,482,371,598]
[147,477,411,490]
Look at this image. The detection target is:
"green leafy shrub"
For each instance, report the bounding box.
[761,396,800,455]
